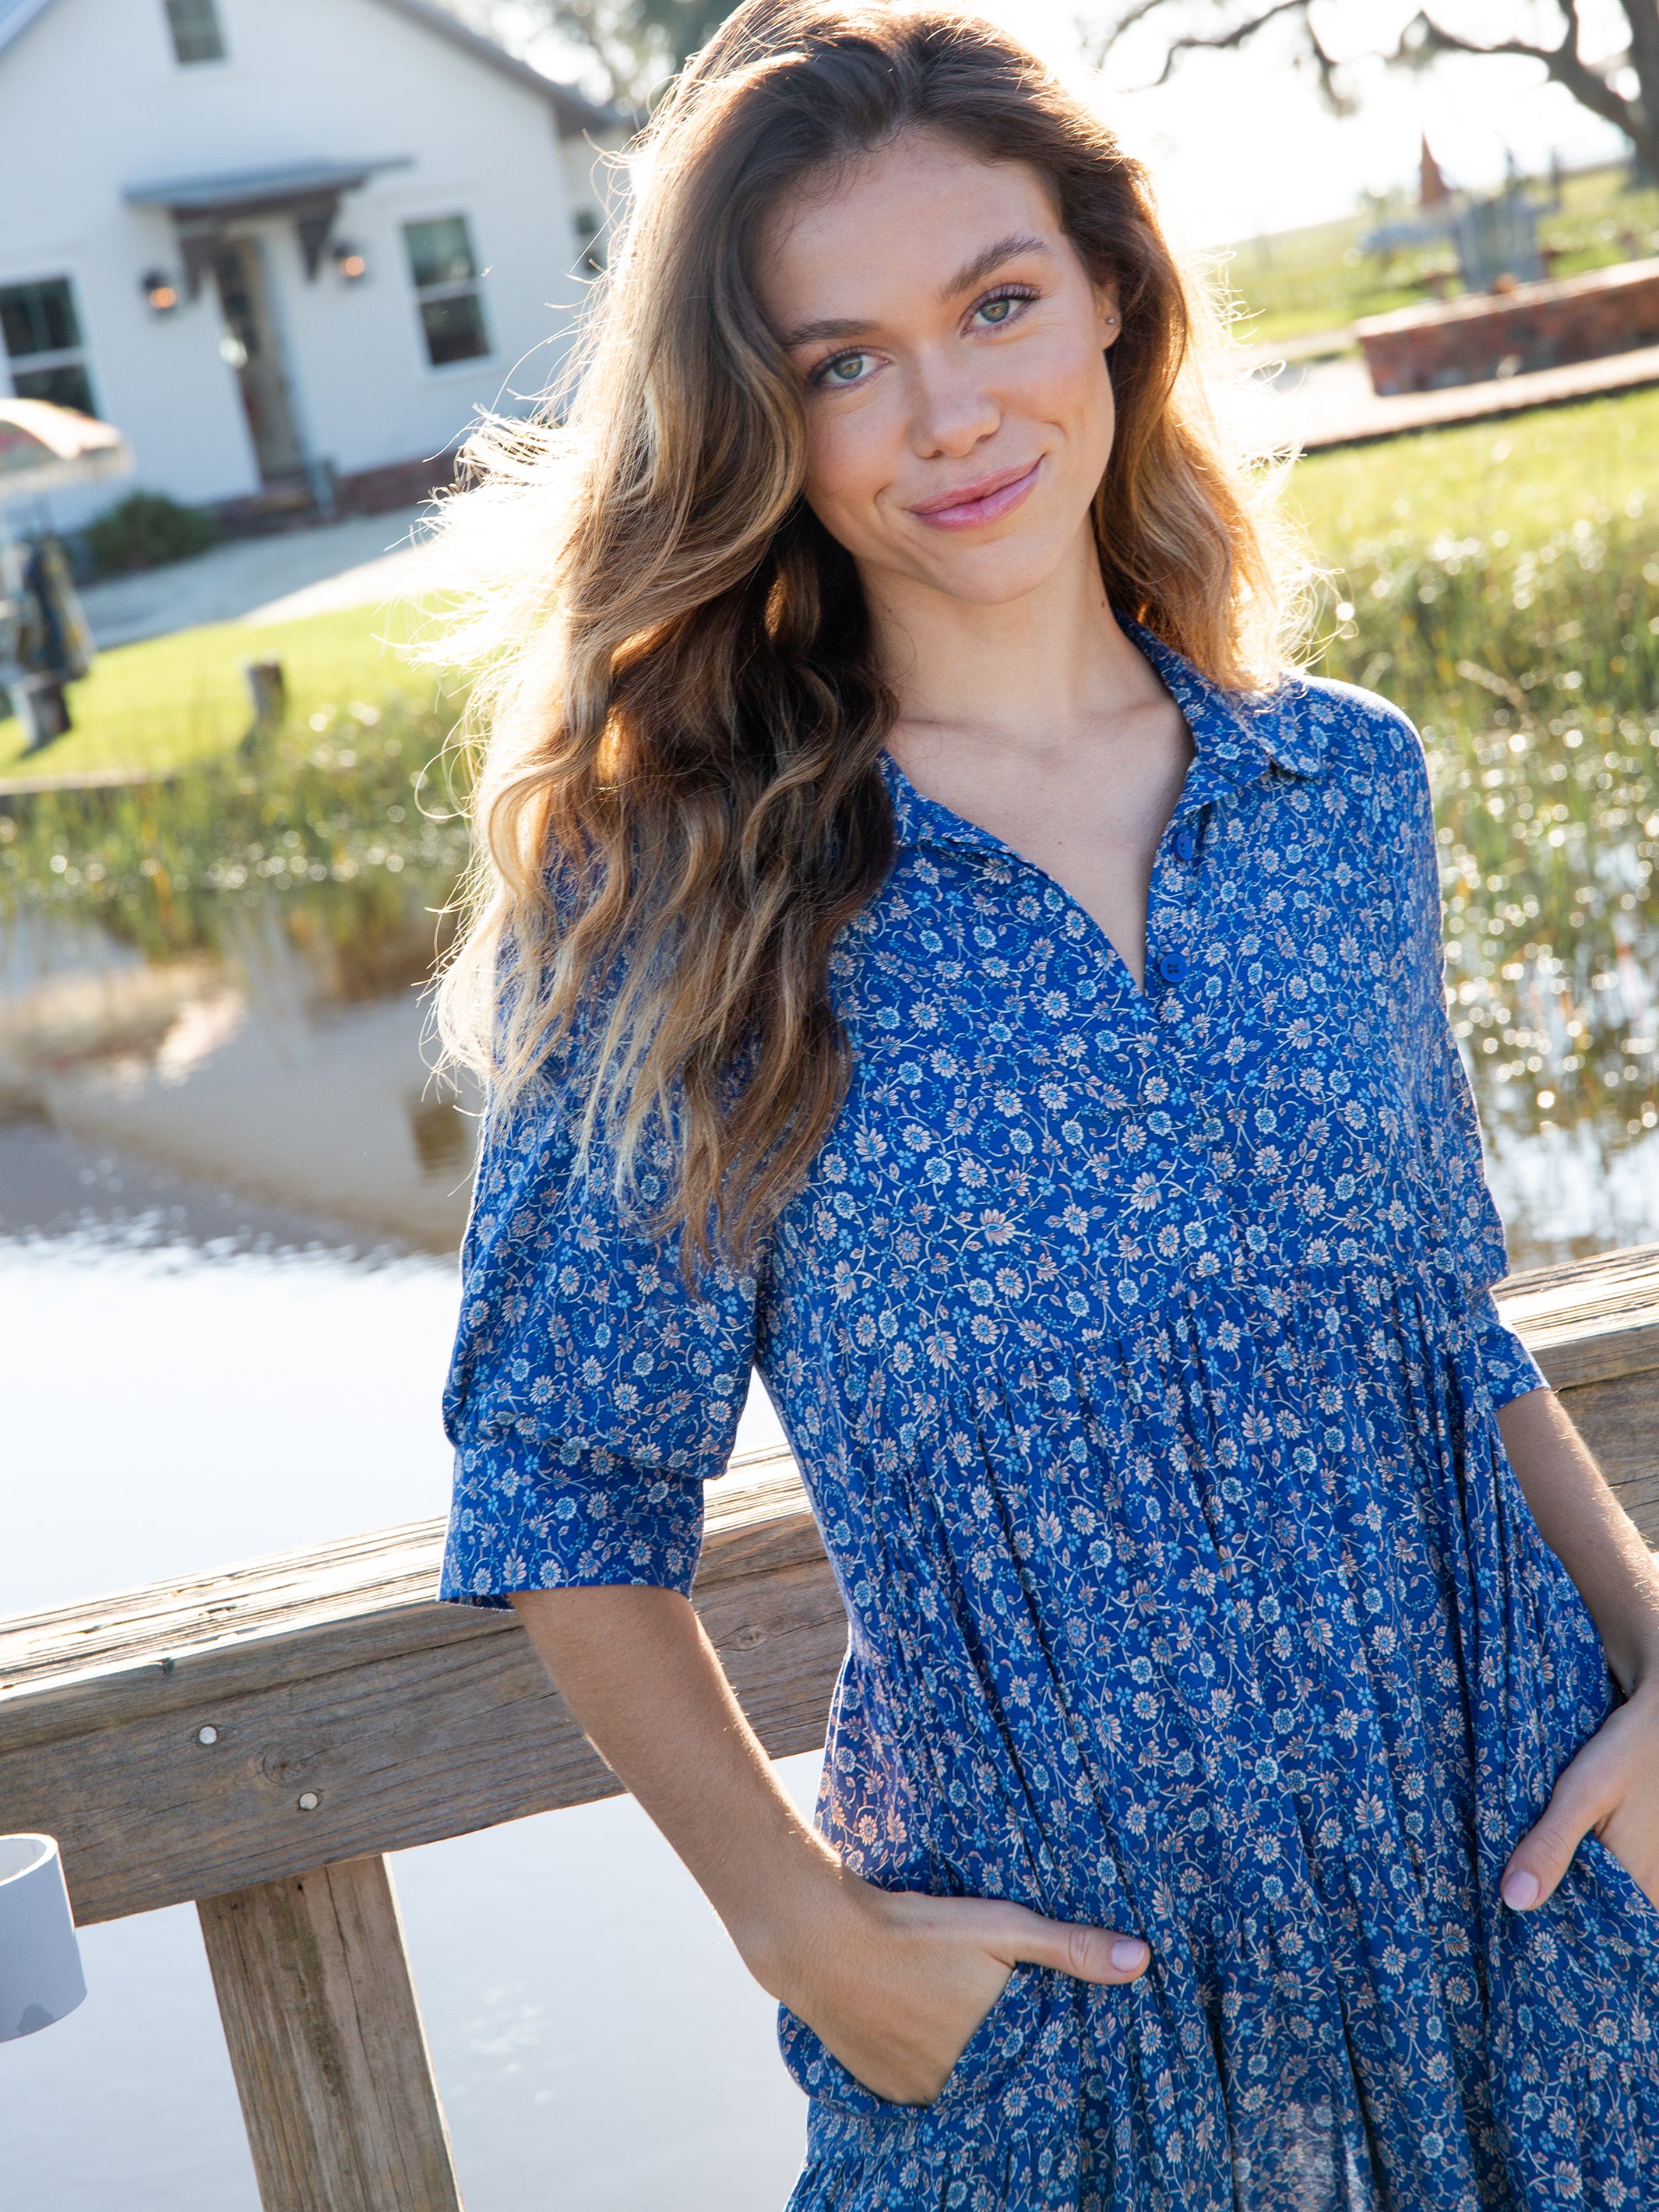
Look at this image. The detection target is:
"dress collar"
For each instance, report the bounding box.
[1125,619,1328,784]
[880,618,1327,855]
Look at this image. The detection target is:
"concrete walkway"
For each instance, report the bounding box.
[1261,337,1659,452]
[77,506,438,650]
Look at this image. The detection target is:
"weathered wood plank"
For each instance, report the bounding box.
[198,1854,463,2212]
[1549,1365,1659,1543]
[0,1451,847,1924]
[0,1453,817,1712]
[1495,1242,1659,1390]
[1494,1244,1659,1541]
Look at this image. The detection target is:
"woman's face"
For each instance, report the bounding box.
[755,131,1120,611]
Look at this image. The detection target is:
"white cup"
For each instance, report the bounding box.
[0,1835,86,2041]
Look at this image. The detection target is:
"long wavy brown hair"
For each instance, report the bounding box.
[434,0,1304,1266]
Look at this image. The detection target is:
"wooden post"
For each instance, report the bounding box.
[197,1854,463,2212]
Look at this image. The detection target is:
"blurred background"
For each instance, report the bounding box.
[2,2,1657,2204]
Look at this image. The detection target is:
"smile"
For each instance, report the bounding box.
[907,459,1041,531]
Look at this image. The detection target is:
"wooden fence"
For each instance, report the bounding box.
[3,1242,1658,2210]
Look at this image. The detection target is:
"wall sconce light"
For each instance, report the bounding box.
[332,240,368,283]
[141,269,181,315]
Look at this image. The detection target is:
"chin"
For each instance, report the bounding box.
[915,544,1075,608]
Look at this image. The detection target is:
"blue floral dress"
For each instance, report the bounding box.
[442,627,1659,2210]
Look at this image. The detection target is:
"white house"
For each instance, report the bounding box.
[0,0,622,527]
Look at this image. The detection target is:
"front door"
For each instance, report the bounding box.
[213,238,304,482]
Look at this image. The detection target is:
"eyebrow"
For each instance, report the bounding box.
[776,231,1055,351]
[940,231,1052,303]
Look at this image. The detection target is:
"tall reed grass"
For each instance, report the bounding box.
[0,699,470,963]
[1305,445,1659,1178]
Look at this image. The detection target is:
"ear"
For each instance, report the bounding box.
[1095,276,1122,349]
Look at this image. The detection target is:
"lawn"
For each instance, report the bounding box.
[1292,381,1659,548]
[21,374,1650,787]
[0,596,460,780]
[1224,159,1659,348]
[0,591,472,960]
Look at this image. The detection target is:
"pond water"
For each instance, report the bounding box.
[0,881,808,2212]
[2,851,1656,2211]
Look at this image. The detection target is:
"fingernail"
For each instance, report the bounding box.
[1111,1937,1148,1971]
[1502,1869,1541,1911]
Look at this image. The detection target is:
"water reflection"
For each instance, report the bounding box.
[0,883,477,1253]
[5,850,1657,1280]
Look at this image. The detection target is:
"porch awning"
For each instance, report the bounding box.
[124,157,414,294]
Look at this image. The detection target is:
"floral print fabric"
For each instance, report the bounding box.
[442,627,1658,2210]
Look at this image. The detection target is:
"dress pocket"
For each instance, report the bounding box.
[1577,1831,1659,1941]
[777,1960,1053,2119]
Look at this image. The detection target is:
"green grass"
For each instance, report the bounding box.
[0,596,473,961]
[1222,160,1659,348]
[1291,382,1659,546]
[1,598,460,780]
[1538,159,1659,281]
[0,710,472,962]
[1220,214,1440,346]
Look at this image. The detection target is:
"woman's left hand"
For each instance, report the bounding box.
[1501,1682,1659,1912]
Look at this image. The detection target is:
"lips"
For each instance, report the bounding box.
[907,458,1041,530]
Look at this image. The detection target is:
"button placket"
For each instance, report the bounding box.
[1148,791,1216,1014]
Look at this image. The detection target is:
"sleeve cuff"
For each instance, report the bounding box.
[1471,1290,1548,1409]
[440,1428,707,1608]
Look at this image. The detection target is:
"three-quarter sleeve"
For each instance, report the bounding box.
[440,1069,759,1608]
[1393,710,1545,1408]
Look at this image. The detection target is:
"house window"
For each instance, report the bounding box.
[403,216,490,367]
[0,277,97,415]
[574,210,605,275]
[164,0,226,65]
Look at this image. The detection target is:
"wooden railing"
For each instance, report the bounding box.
[4,1243,1658,2210]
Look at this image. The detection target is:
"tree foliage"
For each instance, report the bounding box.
[1084,3,1659,183]
[461,0,734,111]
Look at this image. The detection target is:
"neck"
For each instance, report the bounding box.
[863,528,1159,763]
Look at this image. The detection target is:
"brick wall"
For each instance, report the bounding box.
[206,449,463,538]
[334,451,462,517]
[1355,257,1659,396]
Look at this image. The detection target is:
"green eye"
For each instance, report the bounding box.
[828,354,866,382]
[981,298,1013,324]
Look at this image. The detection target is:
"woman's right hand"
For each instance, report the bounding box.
[509,1587,1150,2108]
[763,1870,1151,2108]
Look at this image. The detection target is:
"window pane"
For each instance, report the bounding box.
[404,217,477,292]
[418,291,489,367]
[0,278,81,362]
[164,0,226,63]
[12,362,97,415]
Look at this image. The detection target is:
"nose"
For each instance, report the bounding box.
[908,350,999,462]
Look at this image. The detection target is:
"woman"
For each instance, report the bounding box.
[435,6,1659,2204]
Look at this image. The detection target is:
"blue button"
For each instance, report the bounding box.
[1157,950,1188,984]
[1174,827,1196,862]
